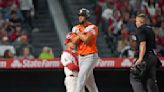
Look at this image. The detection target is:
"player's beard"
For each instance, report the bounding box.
[79,18,86,24]
[79,19,84,24]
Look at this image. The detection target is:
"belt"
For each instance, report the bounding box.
[69,74,75,77]
[145,50,156,55]
[80,53,94,57]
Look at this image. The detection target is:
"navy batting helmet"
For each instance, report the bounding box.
[78,8,90,19]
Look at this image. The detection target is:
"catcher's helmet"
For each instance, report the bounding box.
[78,8,90,19]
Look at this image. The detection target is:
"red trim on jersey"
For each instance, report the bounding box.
[63,50,78,64]
[62,50,79,71]
[66,63,79,71]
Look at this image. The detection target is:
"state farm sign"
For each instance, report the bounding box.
[11,59,61,68]
[0,58,163,69]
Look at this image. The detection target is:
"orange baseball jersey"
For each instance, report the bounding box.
[72,24,98,55]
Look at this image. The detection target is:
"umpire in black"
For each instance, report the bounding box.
[130,13,159,92]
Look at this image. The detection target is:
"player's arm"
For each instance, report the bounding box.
[136,41,146,64]
[135,31,146,65]
[76,31,93,44]
[71,27,81,44]
[71,33,80,45]
[66,63,79,71]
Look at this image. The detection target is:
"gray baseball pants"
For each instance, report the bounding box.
[75,53,99,92]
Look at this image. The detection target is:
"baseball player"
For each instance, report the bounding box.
[72,8,99,92]
[61,32,79,92]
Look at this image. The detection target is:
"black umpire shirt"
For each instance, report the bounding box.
[136,24,156,56]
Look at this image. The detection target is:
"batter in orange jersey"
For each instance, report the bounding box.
[72,23,98,55]
[72,8,99,92]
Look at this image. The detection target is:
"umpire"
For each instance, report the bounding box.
[130,13,159,92]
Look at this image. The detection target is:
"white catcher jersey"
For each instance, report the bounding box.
[61,50,78,77]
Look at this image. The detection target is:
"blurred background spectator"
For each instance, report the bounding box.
[0,0,35,58]
[0,36,16,57]
[0,0,163,92]
[4,4,24,24]
[0,25,7,40]
[19,46,34,59]
[93,0,164,57]
[119,34,136,58]
[0,0,163,58]
[13,34,33,56]
[9,24,23,42]
[3,49,15,58]
[156,21,164,56]
[39,46,54,59]
[20,0,34,29]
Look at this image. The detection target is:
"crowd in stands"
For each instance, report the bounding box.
[93,0,164,57]
[0,0,163,59]
[0,0,54,59]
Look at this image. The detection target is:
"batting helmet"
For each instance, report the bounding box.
[78,8,90,19]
